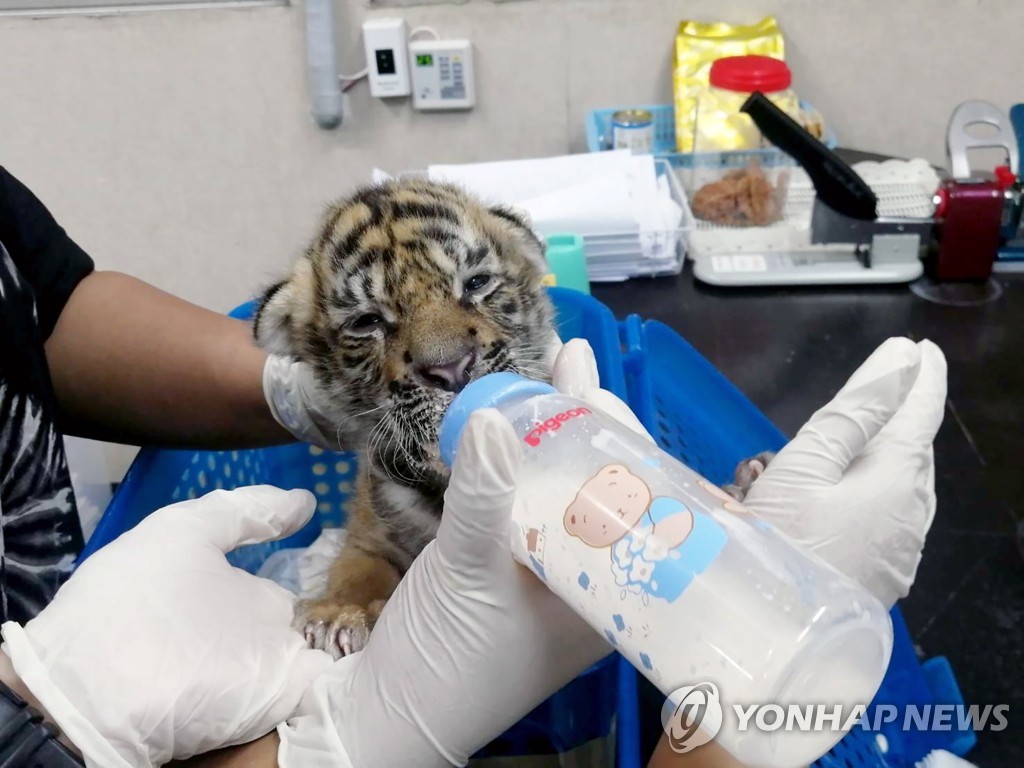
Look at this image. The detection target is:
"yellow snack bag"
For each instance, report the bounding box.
[673,17,785,152]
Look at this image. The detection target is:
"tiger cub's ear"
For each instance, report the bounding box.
[488,205,548,274]
[489,204,533,231]
[252,258,316,358]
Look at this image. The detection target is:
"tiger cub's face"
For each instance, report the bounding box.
[254,179,556,487]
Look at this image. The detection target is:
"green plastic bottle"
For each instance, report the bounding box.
[542,234,590,295]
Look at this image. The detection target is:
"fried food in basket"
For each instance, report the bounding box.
[691,161,788,227]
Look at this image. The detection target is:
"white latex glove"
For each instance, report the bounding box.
[543,327,564,371]
[742,337,947,608]
[1,487,333,768]
[263,354,341,450]
[551,338,655,442]
[278,413,612,767]
[551,338,946,609]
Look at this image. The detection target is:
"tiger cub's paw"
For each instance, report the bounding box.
[295,597,387,659]
[721,451,776,502]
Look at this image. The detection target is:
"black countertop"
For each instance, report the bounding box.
[593,263,1023,767]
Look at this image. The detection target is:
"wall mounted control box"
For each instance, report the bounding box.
[408,38,475,111]
[363,18,411,98]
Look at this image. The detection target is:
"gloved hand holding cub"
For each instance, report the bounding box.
[1,486,334,767]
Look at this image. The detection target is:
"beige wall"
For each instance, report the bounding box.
[1,0,1019,479]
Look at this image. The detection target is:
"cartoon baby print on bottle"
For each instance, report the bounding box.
[564,465,727,604]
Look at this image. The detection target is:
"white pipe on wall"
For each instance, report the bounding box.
[305,0,342,128]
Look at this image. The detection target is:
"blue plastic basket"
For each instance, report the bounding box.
[616,315,977,768]
[79,289,976,768]
[585,102,838,168]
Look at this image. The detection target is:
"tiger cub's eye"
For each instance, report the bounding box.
[463,273,492,293]
[350,313,385,331]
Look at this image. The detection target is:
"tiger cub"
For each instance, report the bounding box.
[253,178,558,657]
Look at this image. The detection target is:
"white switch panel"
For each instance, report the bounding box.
[408,38,475,111]
[363,17,411,98]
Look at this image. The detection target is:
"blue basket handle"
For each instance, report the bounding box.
[616,654,641,768]
[921,657,978,757]
[620,315,656,428]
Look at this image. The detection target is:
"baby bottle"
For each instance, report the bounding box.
[439,373,893,768]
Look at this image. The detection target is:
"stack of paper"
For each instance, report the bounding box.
[377,151,686,282]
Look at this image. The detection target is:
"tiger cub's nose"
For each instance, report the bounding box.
[416,351,476,393]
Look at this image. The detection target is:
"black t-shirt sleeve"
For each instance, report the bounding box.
[0,167,95,340]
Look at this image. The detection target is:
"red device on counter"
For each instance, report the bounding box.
[928,101,1020,282]
[928,179,1005,281]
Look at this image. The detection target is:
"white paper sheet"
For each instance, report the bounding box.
[376,151,686,281]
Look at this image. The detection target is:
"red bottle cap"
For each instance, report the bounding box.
[709,56,793,93]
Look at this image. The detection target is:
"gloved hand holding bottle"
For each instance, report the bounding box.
[279,336,947,768]
[553,336,947,612]
[431,349,907,767]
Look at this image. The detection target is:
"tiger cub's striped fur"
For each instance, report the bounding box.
[254,178,557,657]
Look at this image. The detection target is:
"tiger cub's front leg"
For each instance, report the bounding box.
[294,479,404,659]
[295,539,401,659]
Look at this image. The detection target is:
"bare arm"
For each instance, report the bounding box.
[171,734,281,768]
[647,734,745,768]
[44,271,292,449]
